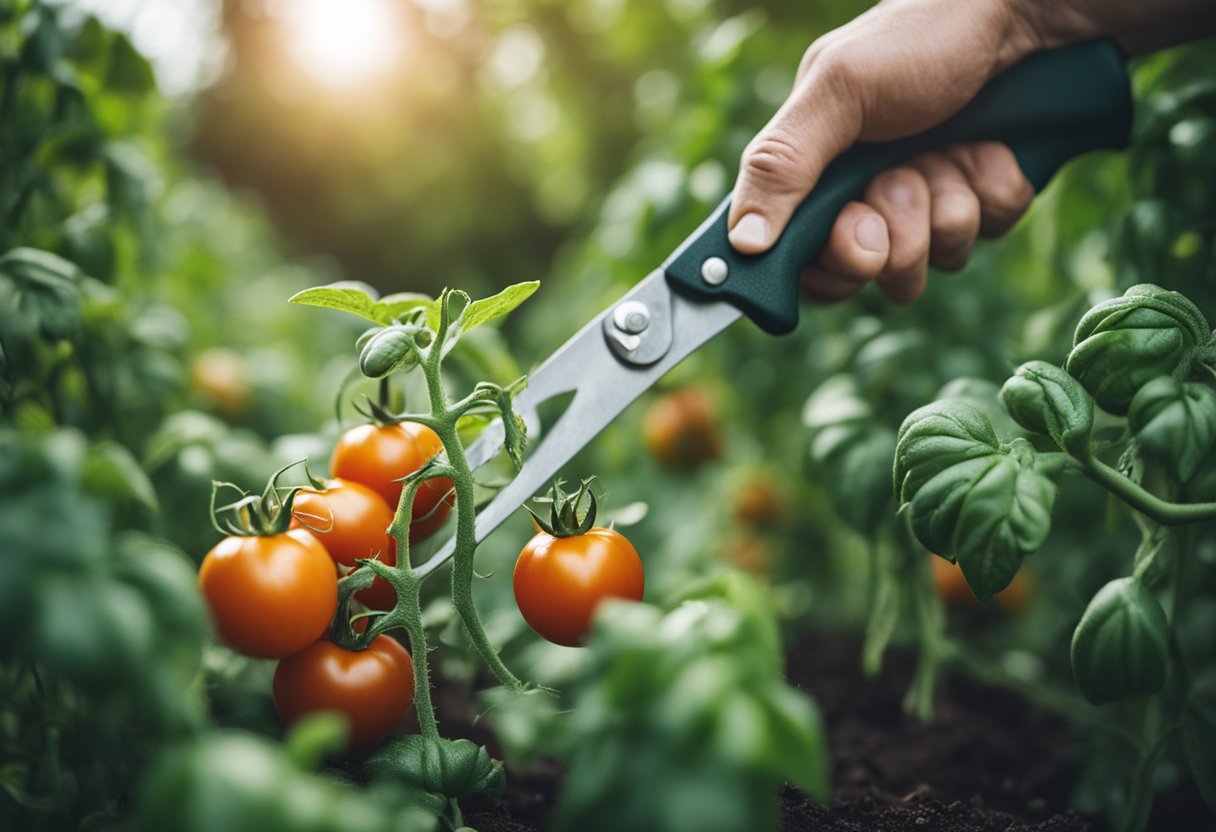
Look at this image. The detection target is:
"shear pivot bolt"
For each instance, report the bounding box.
[613,301,650,335]
[701,256,728,286]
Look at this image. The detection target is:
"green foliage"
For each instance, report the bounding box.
[1127,375,1216,482]
[138,732,439,832]
[554,578,828,832]
[1182,669,1216,815]
[1000,360,1094,456]
[894,401,1059,600]
[802,374,897,532]
[1065,284,1213,414]
[364,736,506,806]
[1070,578,1169,705]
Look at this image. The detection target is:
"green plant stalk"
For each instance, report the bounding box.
[419,347,524,692]
[903,547,947,722]
[359,478,441,740]
[1079,455,1216,525]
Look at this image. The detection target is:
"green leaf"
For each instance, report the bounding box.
[0,247,83,339]
[81,440,158,510]
[1065,284,1211,414]
[103,32,155,94]
[802,375,897,532]
[1000,360,1094,456]
[380,292,436,322]
[364,735,504,803]
[461,281,539,332]
[289,284,392,325]
[1071,577,1169,704]
[761,685,829,802]
[1127,376,1216,482]
[895,401,1057,599]
[893,399,1001,503]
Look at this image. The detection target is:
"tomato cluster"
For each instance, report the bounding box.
[196,421,451,748]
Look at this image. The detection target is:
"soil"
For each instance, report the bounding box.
[432,633,1206,832]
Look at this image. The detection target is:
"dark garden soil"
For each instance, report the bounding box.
[435,634,1206,832]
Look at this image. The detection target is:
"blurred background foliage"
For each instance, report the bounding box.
[2,0,1215,828]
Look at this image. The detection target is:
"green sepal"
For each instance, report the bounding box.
[1070,577,1169,704]
[528,479,598,537]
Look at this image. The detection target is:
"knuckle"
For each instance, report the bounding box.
[741,130,809,188]
[932,192,981,243]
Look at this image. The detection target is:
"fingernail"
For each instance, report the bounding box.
[855,215,886,252]
[729,213,770,250]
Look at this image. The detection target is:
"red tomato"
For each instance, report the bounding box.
[513,527,644,647]
[291,478,394,568]
[198,529,338,659]
[642,387,722,472]
[273,635,414,749]
[331,423,454,542]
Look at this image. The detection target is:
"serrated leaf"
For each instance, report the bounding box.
[462,281,539,331]
[289,284,392,325]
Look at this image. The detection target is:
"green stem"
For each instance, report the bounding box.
[436,414,524,691]
[397,569,439,741]
[1080,456,1216,526]
[903,547,947,722]
[422,328,524,691]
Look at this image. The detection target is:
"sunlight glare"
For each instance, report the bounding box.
[283,0,405,89]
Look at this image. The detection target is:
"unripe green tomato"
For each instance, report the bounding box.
[359,326,422,379]
[1065,284,1209,415]
[1071,577,1169,704]
[1127,375,1216,482]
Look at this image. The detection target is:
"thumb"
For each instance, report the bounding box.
[728,66,860,254]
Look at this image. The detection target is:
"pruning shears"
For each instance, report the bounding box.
[421,38,1132,572]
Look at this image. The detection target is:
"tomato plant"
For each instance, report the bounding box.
[513,481,645,646]
[274,635,415,749]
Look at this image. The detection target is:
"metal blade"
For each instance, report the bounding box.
[416,270,740,577]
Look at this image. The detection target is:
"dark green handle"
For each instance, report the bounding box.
[664,39,1132,335]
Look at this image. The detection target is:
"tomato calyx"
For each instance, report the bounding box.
[527,478,599,538]
[327,565,384,651]
[209,460,311,537]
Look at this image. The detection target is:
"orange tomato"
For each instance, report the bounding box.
[732,477,785,527]
[513,527,644,647]
[642,387,722,472]
[273,635,414,749]
[930,554,1032,613]
[331,423,454,543]
[291,478,394,568]
[190,348,251,417]
[198,529,338,658]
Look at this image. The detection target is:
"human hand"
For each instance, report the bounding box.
[728,0,1043,303]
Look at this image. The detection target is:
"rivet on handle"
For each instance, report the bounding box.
[700,256,728,286]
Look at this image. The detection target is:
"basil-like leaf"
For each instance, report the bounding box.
[1065,284,1211,415]
[1127,376,1216,482]
[1000,360,1094,456]
[1070,577,1169,704]
[895,402,1057,600]
[364,735,504,803]
[803,375,897,532]
[289,284,392,325]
